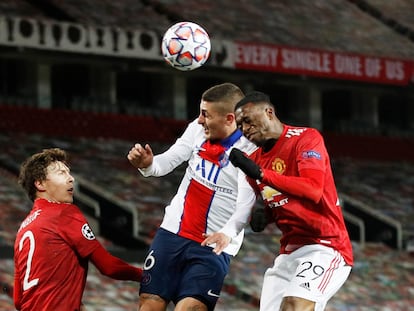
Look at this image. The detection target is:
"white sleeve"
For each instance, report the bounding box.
[219,169,256,238]
[138,119,199,177]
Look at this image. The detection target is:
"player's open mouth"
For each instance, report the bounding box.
[247,132,256,140]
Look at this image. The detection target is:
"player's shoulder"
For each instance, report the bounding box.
[34,198,80,214]
[284,125,321,139]
[59,202,84,218]
[233,135,258,155]
[185,118,205,137]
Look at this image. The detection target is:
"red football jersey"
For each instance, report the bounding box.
[14,198,100,310]
[250,125,353,265]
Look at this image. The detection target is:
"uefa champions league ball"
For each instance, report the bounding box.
[161,22,211,71]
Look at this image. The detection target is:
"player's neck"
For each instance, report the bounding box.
[262,138,277,152]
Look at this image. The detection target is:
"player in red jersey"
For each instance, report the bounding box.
[229,91,353,311]
[13,148,142,311]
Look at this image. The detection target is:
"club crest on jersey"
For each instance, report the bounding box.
[82,223,96,240]
[218,152,229,167]
[271,158,286,175]
[302,150,321,160]
[141,273,151,285]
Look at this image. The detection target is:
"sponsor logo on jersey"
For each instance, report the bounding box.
[190,165,233,194]
[269,197,289,208]
[82,223,96,240]
[261,185,281,202]
[259,185,289,208]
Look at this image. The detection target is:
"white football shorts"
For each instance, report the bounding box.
[260,244,352,311]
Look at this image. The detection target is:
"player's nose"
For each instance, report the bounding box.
[68,174,75,183]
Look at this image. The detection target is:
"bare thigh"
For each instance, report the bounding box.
[280,296,315,311]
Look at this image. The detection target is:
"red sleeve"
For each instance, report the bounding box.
[14,269,21,310]
[261,168,324,203]
[89,244,142,282]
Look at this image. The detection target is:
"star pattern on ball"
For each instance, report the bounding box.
[162,22,211,71]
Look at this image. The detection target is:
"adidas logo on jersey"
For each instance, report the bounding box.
[285,128,307,138]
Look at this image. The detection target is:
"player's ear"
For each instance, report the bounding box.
[265,107,275,119]
[35,180,46,192]
[226,112,236,124]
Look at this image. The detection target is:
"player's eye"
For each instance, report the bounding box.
[241,118,250,127]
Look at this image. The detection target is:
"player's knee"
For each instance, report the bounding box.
[138,302,166,311]
[175,297,208,311]
[138,293,167,311]
[280,296,315,311]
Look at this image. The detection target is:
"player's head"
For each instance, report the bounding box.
[198,83,244,141]
[235,91,272,111]
[18,148,74,203]
[201,83,245,114]
[234,91,278,146]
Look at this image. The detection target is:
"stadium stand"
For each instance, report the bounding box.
[352,0,414,40]
[0,0,47,19]
[334,158,414,239]
[0,169,30,248]
[1,0,414,59]
[1,0,414,310]
[140,0,414,58]
[45,0,171,33]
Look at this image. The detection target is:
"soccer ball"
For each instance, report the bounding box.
[161,22,211,71]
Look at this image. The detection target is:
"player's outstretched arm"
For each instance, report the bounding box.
[127,143,153,169]
[261,168,324,203]
[90,245,142,281]
[230,148,324,203]
[13,268,21,310]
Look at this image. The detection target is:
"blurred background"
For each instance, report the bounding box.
[0,1,413,310]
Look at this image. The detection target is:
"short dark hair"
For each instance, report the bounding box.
[201,83,244,114]
[235,91,271,111]
[18,148,68,202]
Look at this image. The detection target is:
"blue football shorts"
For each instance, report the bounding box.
[140,228,231,311]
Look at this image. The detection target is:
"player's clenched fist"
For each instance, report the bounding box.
[127,143,154,169]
